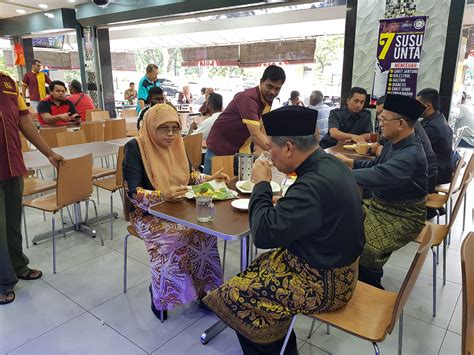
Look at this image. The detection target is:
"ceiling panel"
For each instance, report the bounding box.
[0,0,87,20]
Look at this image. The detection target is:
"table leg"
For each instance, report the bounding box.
[200,234,250,345]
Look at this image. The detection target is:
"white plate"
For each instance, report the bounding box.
[236,180,281,194]
[231,199,250,211]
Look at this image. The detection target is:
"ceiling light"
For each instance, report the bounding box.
[16,9,26,14]
[68,0,76,2]
[38,4,48,9]
[44,13,55,18]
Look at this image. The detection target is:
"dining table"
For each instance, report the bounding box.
[325,143,376,161]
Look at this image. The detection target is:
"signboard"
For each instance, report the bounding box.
[372,16,427,101]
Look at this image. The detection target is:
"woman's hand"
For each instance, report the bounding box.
[206,168,230,183]
[163,186,188,202]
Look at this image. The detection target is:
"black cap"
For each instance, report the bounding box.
[383,94,426,121]
[262,106,318,136]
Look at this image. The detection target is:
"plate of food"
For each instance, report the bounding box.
[185,180,237,200]
[235,180,281,194]
[231,199,250,211]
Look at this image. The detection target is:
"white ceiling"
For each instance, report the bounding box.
[0,0,88,19]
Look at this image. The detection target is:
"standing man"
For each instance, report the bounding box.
[0,71,64,305]
[320,87,372,149]
[307,90,331,136]
[137,64,160,113]
[336,94,428,289]
[417,88,454,185]
[22,59,51,111]
[204,106,365,353]
[37,81,80,126]
[204,65,286,174]
[124,82,137,105]
[68,79,95,122]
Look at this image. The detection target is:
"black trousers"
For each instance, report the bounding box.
[236,329,298,355]
[358,264,384,290]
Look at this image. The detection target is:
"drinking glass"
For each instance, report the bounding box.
[196,195,216,222]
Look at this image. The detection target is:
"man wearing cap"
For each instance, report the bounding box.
[204,106,365,354]
[336,94,428,289]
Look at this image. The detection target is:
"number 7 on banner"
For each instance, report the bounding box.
[379,33,395,60]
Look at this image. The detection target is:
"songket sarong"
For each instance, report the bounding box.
[203,248,358,344]
[360,196,426,269]
[130,188,223,311]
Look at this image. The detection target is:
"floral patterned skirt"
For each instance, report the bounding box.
[131,210,223,311]
[203,248,358,344]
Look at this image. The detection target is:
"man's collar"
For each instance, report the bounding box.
[295,148,324,176]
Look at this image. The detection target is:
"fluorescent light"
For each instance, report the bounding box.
[68,0,76,2]
[44,13,55,18]
[38,4,48,9]
[16,9,26,14]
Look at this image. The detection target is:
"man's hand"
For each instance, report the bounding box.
[206,168,230,183]
[334,153,354,169]
[351,134,366,144]
[48,152,65,169]
[251,160,272,184]
[163,186,188,202]
[59,113,73,121]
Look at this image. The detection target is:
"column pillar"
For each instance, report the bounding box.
[96,28,116,118]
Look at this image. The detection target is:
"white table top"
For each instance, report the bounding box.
[23,141,120,170]
[106,137,134,146]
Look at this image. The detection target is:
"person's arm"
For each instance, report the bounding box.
[45,74,51,85]
[329,127,367,143]
[237,97,270,150]
[246,123,270,151]
[37,102,73,125]
[66,100,80,120]
[21,74,28,98]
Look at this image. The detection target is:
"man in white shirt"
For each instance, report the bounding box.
[191,93,222,140]
[307,90,331,136]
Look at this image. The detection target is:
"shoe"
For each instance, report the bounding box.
[437,207,446,216]
[149,284,167,322]
[17,269,42,280]
[198,297,211,312]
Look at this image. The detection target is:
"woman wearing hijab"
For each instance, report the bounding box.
[123,104,227,321]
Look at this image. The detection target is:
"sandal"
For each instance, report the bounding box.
[0,290,15,305]
[17,269,42,280]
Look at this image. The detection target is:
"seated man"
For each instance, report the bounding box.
[320,87,372,149]
[307,90,331,136]
[336,94,428,289]
[417,88,454,184]
[37,80,80,126]
[189,93,222,140]
[136,86,166,130]
[68,79,95,122]
[204,106,365,354]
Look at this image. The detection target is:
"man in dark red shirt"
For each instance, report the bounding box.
[0,72,63,305]
[204,65,286,174]
[37,80,80,126]
[22,59,51,112]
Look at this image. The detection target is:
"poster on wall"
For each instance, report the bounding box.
[371,16,427,103]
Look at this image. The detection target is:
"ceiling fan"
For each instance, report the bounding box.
[91,0,147,8]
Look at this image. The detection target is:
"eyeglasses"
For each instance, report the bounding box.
[157,125,180,134]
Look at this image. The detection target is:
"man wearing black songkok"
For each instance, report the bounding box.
[337,94,428,289]
[204,106,365,354]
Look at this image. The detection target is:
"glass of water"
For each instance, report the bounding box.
[196,195,216,222]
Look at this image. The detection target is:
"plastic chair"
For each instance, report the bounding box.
[81,121,105,142]
[461,232,474,355]
[91,110,111,121]
[121,109,137,119]
[57,130,87,147]
[104,119,127,140]
[23,154,103,274]
[39,126,67,148]
[183,133,203,169]
[281,225,433,355]
[211,155,235,178]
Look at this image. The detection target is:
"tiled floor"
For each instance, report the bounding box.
[1,161,472,355]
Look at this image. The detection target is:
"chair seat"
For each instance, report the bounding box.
[426,193,449,209]
[92,166,115,179]
[127,225,139,237]
[23,192,60,212]
[435,183,460,195]
[418,222,449,247]
[93,176,121,192]
[309,282,398,342]
[23,177,56,196]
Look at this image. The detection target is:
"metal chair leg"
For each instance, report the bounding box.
[462,194,467,232]
[279,316,296,355]
[96,186,100,204]
[60,208,66,237]
[123,233,130,293]
[66,206,74,225]
[372,342,380,355]
[436,245,439,265]
[22,206,29,249]
[307,319,316,339]
[326,324,330,334]
[398,310,404,355]
[110,193,114,240]
[222,240,227,276]
[443,240,447,286]
[84,200,89,224]
[432,247,437,317]
[89,199,104,246]
[52,213,56,274]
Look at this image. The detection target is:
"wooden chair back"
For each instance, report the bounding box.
[212,155,235,178]
[104,119,126,140]
[183,133,203,169]
[447,175,472,232]
[80,121,105,142]
[388,225,433,334]
[461,232,474,355]
[57,130,87,147]
[20,135,31,152]
[85,108,101,121]
[91,110,110,122]
[39,126,67,148]
[56,154,93,208]
[121,109,137,118]
[459,154,474,188]
[447,152,466,196]
[115,145,125,186]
